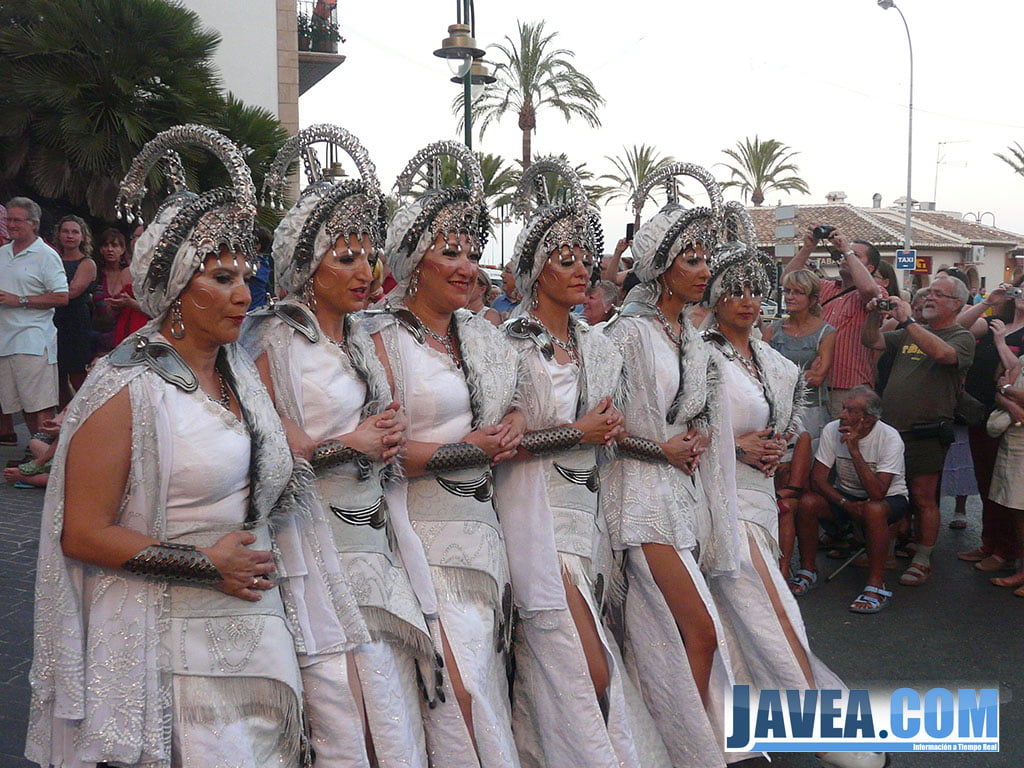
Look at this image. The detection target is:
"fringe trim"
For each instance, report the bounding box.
[176,675,303,765]
[269,459,317,530]
[558,552,593,591]
[360,605,435,665]
[431,564,500,608]
[746,519,782,562]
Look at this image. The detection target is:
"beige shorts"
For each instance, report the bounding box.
[0,354,59,414]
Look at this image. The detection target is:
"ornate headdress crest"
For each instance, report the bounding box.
[629,162,724,284]
[510,155,603,296]
[385,140,489,285]
[701,199,775,305]
[116,124,257,318]
[262,124,387,294]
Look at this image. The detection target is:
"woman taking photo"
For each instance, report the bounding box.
[52,214,97,405]
[702,241,884,768]
[247,124,433,768]
[27,126,312,767]
[496,158,668,768]
[368,141,521,768]
[602,163,741,768]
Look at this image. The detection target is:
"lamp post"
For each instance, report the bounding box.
[433,1,495,150]
[878,0,914,252]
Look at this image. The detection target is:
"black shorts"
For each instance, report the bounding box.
[829,492,910,526]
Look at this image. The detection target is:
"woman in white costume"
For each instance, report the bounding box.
[702,237,886,768]
[366,141,521,768]
[494,157,670,768]
[602,163,743,768]
[26,125,328,767]
[245,125,435,767]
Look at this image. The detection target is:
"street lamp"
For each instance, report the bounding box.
[433,1,495,149]
[877,0,914,252]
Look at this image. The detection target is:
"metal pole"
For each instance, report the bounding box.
[896,4,913,252]
[464,0,473,150]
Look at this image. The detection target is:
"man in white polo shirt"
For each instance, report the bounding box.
[790,385,910,614]
[0,197,69,440]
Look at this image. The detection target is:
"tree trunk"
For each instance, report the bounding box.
[518,101,536,171]
[752,186,764,206]
[522,128,531,170]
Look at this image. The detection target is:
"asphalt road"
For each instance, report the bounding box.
[0,432,1018,768]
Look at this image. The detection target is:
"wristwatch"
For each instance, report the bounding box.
[18,296,28,307]
[896,317,916,330]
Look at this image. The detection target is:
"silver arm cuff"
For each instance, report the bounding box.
[123,542,222,585]
[425,442,490,472]
[310,439,365,470]
[617,435,667,463]
[520,425,584,455]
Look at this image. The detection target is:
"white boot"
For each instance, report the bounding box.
[818,752,887,768]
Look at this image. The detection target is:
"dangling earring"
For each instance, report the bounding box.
[529,285,539,311]
[407,269,420,299]
[170,299,186,339]
[302,281,318,313]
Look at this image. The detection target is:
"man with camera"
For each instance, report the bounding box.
[861,275,976,586]
[783,227,883,417]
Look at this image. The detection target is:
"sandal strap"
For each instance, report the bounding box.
[862,585,892,598]
[790,568,817,586]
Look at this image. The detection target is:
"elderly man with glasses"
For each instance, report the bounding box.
[0,197,69,443]
[861,274,976,587]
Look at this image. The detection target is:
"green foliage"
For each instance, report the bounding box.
[0,0,288,226]
[599,144,681,213]
[995,142,1024,178]
[452,20,603,169]
[719,135,810,206]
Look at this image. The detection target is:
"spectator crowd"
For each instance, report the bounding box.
[3,197,1023,618]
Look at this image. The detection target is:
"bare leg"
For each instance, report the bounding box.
[346,652,377,766]
[439,623,477,751]
[24,408,54,436]
[745,531,814,688]
[641,543,718,704]
[562,573,610,701]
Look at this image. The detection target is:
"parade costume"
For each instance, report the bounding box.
[367,141,519,768]
[246,125,433,767]
[700,239,890,768]
[495,158,669,768]
[602,164,742,767]
[26,126,337,767]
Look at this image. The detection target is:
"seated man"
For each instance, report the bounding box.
[790,385,910,614]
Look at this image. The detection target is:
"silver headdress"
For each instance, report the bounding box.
[261,124,386,295]
[116,124,257,320]
[509,155,603,297]
[703,238,776,308]
[629,162,724,284]
[384,140,489,286]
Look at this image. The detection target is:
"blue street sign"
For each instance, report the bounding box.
[896,249,917,270]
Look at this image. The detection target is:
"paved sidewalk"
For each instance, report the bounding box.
[0,432,1019,766]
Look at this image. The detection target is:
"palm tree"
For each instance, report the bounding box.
[452,20,604,170]
[599,144,679,225]
[0,0,224,217]
[995,142,1024,178]
[719,136,810,206]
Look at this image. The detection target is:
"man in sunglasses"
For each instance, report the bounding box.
[861,274,975,587]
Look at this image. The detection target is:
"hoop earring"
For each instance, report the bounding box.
[407,269,420,298]
[170,299,186,339]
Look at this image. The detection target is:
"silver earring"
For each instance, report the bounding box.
[170,299,186,339]
[302,282,318,313]
[408,270,420,298]
[530,287,539,311]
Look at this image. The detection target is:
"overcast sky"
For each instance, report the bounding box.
[300,0,1024,264]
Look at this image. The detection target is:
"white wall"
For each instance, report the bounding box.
[178,0,280,117]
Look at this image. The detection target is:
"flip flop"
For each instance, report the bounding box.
[948,517,968,530]
[13,481,37,489]
[849,585,892,614]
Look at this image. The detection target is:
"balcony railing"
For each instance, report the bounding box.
[297,0,342,54]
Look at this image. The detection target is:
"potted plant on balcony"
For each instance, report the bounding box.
[296,11,311,51]
[309,14,341,53]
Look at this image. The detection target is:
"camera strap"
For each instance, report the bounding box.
[820,284,857,308]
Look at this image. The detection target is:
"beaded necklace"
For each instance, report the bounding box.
[530,313,580,366]
[654,307,682,348]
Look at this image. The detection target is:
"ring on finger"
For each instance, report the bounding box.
[252,576,260,587]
